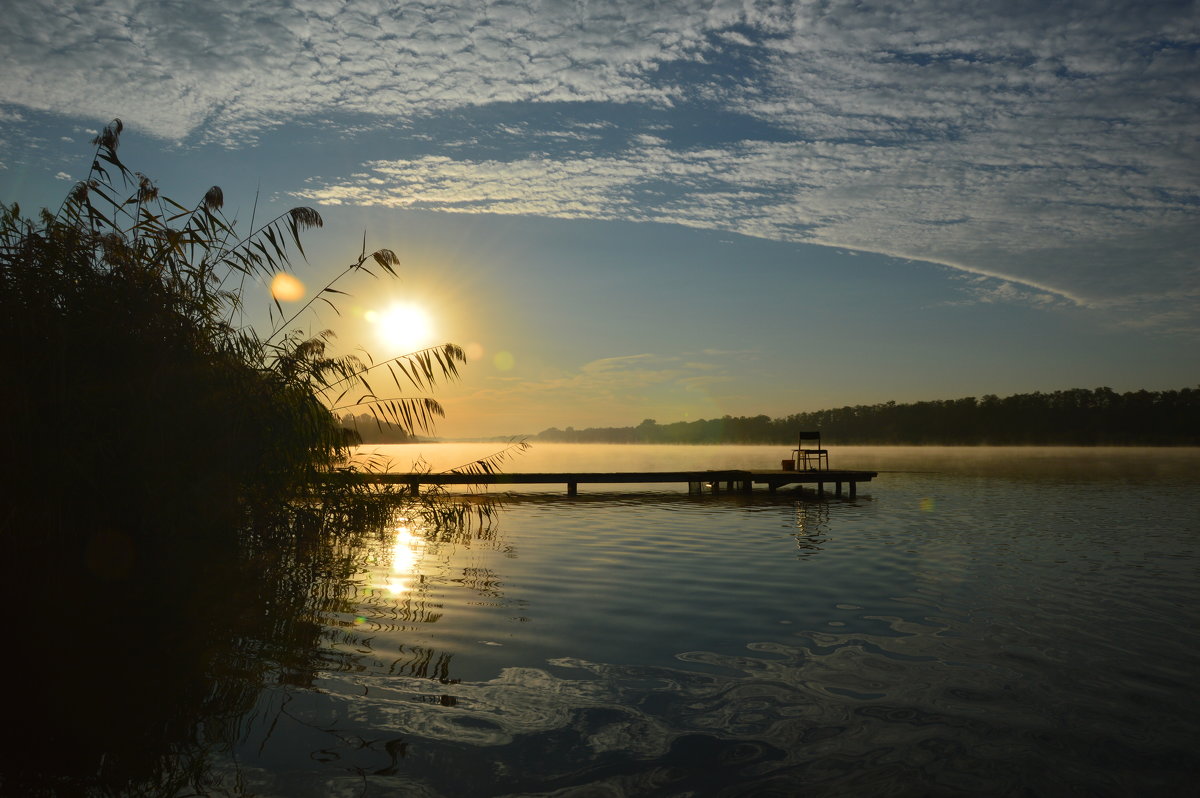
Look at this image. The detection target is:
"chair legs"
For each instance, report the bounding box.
[798,451,829,471]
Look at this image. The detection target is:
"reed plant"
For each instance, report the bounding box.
[0,118,520,537]
[0,119,528,795]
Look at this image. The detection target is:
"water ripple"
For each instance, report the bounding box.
[225,615,1200,796]
[213,449,1200,796]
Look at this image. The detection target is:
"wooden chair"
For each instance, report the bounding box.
[792,431,829,471]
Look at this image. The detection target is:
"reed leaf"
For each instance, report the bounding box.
[445,438,532,476]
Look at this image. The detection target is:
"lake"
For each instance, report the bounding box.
[16,445,1200,795]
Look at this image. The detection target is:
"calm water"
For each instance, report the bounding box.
[25,445,1199,796]
[194,444,1199,797]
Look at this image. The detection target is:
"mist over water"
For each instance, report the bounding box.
[358,441,1200,484]
[204,444,1200,795]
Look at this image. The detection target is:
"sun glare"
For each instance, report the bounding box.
[372,303,435,353]
[383,524,426,596]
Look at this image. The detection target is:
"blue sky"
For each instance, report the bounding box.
[2,0,1197,437]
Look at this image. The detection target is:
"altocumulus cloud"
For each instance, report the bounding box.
[1,0,738,139]
[3,0,1197,324]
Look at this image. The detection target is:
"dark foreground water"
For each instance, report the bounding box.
[13,446,1200,795]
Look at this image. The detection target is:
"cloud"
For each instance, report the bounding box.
[940,275,1064,309]
[293,133,1197,313]
[1,0,748,141]
[580,353,662,374]
[3,0,1196,323]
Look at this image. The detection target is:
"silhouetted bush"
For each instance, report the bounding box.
[0,120,498,794]
[0,120,470,538]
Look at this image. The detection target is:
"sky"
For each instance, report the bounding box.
[1,0,1197,438]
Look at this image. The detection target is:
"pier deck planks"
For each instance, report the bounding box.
[331,469,878,496]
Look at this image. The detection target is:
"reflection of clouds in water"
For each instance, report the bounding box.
[231,608,1197,795]
[322,630,974,768]
[341,664,646,749]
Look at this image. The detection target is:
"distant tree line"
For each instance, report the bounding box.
[535,387,1200,445]
[340,413,415,443]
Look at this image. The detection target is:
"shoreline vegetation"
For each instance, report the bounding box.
[1,119,479,507]
[0,119,518,795]
[531,387,1200,446]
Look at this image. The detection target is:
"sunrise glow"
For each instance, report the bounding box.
[371,303,434,354]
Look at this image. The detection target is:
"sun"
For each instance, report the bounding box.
[371,303,435,353]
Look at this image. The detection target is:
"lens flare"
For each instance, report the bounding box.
[270,273,305,301]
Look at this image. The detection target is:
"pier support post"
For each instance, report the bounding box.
[408,480,420,496]
[850,482,857,498]
[567,482,578,496]
[835,481,843,497]
[817,482,824,497]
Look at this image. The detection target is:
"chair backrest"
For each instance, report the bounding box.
[798,431,822,448]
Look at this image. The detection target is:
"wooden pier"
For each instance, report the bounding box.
[342,469,878,497]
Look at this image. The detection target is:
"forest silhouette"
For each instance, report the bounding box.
[536,387,1200,446]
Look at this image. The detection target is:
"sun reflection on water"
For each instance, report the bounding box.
[383,523,427,596]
